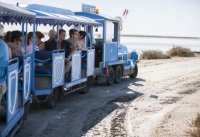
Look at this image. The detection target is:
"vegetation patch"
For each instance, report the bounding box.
[189,113,200,137]
[168,46,195,57]
[140,50,170,59]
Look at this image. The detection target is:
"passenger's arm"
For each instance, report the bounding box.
[65,45,76,61]
[39,43,45,51]
[8,47,12,59]
[70,46,76,56]
[81,47,87,51]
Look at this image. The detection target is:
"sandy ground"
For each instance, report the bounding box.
[15,57,200,137]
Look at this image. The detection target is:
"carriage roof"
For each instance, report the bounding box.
[26,4,100,26]
[75,12,120,23]
[0,2,36,24]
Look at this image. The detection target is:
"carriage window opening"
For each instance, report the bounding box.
[105,21,115,43]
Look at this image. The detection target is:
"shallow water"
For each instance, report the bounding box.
[121,36,200,53]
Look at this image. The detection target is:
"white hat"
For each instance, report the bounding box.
[0,24,5,37]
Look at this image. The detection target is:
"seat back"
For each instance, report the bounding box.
[71,51,81,82]
[6,59,19,124]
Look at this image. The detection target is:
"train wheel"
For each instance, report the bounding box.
[58,86,65,101]
[129,64,138,79]
[8,117,24,137]
[79,84,90,94]
[79,76,92,94]
[107,66,115,86]
[24,101,31,120]
[115,66,122,83]
[47,89,58,109]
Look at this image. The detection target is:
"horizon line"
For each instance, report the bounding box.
[121,34,200,40]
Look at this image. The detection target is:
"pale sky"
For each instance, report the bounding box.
[1,0,200,37]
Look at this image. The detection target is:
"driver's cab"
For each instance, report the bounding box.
[76,4,124,73]
[94,20,120,65]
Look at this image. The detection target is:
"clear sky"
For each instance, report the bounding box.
[1,0,200,37]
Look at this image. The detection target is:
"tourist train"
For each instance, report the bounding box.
[0,3,137,137]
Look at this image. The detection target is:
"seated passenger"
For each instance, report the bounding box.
[9,30,23,58]
[26,32,39,54]
[78,30,87,51]
[66,29,79,49]
[45,29,57,51]
[0,25,8,104]
[4,32,12,59]
[36,31,45,51]
[59,29,76,76]
[8,47,12,60]
[4,31,12,43]
[45,29,75,78]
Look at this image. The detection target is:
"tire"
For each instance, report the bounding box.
[47,89,58,109]
[79,77,91,94]
[23,101,31,120]
[79,84,90,94]
[107,66,115,86]
[115,66,122,83]
[129,64,138,79]
[58,86,65,101]
[9,117,24,137]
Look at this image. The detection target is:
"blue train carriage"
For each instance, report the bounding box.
[76,4,138,85]
[0,2,36,137]
[25,4,100,108]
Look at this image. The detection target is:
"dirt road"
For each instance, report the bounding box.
[16,57,200,137]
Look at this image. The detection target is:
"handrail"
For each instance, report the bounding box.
[18,66,23,73]
[35,58,51,63]
[24,53,32,59]
[81,53,87,58]
[65,56,71,62]
[53,49,65,54]
[8,58,18,65]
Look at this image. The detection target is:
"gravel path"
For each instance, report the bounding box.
[16,57,200,137]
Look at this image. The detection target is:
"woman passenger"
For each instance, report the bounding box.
[26,32,39,54]
[36,31,45,51]
[4,31,12,59]
[4,31,12,43]
[0,25,8,104]
[78,30,87,51]
[9,30,23,58]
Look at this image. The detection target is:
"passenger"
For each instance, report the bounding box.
[78,30,87,51]
[8,46,12,60]
[26,32,39,54]
[36,31,45,51]
[58,29,66,49]
[0,25,8,104]
[4,31,12,43]
[59,29,76,76]
[45,29,57,51]
[66,29,79,49]
[48,29,56,40]
[4,31,12,59]
[9,30,23,58]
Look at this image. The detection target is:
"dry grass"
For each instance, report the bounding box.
[194,52,200,57]
[189,113,200,137]
[168,46,195,57]
[140,50,171,60]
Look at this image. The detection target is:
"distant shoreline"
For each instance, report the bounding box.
[121,34,200,40]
